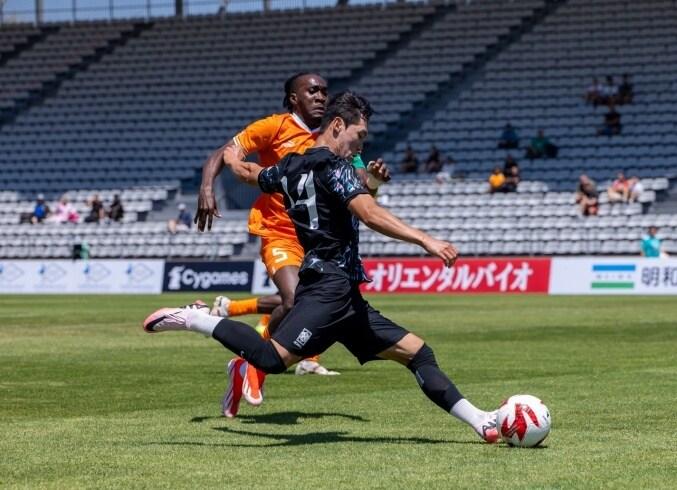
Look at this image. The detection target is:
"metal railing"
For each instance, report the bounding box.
[0,0,406,25]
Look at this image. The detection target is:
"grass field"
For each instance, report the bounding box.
[1,294,676,489]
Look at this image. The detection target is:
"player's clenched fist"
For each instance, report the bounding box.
[422,237,458,267]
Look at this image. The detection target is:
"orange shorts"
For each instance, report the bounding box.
[260,236,304,277]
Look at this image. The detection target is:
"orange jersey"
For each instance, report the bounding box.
[233,113,318,239]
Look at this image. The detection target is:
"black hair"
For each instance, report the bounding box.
[283,72,312,111]
[319,91,373,132]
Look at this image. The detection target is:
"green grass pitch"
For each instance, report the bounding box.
[1,294,676,489]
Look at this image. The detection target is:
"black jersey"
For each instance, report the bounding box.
[258,147,370,283]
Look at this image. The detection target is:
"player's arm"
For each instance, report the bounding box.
[348,194,458,267]
[222,145,263,186]
[195,141,240,231]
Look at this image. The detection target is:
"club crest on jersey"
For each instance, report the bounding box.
[293,328,313,349]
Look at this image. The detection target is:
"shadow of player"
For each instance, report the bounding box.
[190,411,369,426]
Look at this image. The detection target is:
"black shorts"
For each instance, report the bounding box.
[272,272,409,364]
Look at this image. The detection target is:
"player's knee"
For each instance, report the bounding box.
[407,344,438,373]
[280,295,295,315]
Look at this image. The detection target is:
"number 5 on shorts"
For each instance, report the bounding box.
[272,247,289,264]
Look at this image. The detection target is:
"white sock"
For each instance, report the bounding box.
[186,310,221,337]
[450,398,488,432]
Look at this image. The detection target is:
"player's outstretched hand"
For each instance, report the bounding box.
[422,237,458,267]
[367,158,392,182]
[194,187,221,232]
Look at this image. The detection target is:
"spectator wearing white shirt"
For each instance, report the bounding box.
[628,176,644,203]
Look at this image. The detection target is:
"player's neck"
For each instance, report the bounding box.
[313,133,341,156]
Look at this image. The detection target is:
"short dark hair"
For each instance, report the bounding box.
[283,72,312,111]
[319,91,373,132]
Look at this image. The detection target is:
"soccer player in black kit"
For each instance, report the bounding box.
[143,92,499,443]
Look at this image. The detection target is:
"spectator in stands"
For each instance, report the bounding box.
[600,75,618,106]
[525,129,558,159]
[30,194,50,224]
[585,77,603,107]
[498,123,519,149]
[503,154,519,174]
[84,194,105,223]
[48,195,79,224]
[488,167,505,193]
[628,176,644,203]
[575,174,599,216]
[597,103,622,136]
[108,194,124,222]
[617,74,634,105]
[640,226,666,258]
[607,172,630,203]
[501,165,520,193]
[424,145,446,173]
[400,145,419,174]
[168,203,192,234]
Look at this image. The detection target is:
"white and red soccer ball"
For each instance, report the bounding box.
[497,394,551,447]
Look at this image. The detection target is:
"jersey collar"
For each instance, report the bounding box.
[291,112,321,134]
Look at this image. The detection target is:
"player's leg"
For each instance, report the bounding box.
[377,333,498,442]
[339,302,498,443]
[211,293,281,317]
[143,302,300,371]
[262,237,339,375]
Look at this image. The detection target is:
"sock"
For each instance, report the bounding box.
[304,355,320,363]
[450,398,490,433]
[227,298,258,317]
[407,344,463,412]
[212,319,286,374]
[186,310,222,336]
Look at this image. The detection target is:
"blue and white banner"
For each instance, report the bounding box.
[0,260,164,294]
[549,257,677,295]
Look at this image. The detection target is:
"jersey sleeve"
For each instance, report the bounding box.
[232,115,281,155]
[325,159,369,205]
[258,162,284,194]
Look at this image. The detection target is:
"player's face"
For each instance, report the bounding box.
[336,117,368,159]
[290,75,328,128]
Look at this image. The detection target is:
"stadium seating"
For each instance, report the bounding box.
[353,0,546,133]
[0,220,248,259]
[0,3,436,197]
[390,0,677,189]
[362,177,677,256]
[0,185,178,225]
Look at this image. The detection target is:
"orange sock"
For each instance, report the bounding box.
[227,298,258,317]
[305,355,320,363]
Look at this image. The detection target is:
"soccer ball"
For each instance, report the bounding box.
[497,394,551,447]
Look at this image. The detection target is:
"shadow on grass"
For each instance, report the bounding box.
[152,426,482,448]
[191,411,368,426]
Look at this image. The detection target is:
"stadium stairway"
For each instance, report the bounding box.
[0,21,153,126]
[0,24,53,68]
[370,0,566,158]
